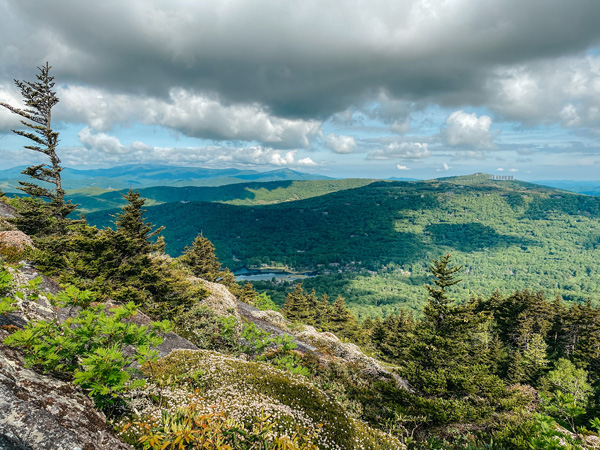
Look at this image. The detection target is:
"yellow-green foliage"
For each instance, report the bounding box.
[120,401,321,450]
[133,349,402,450]
[0,242,27,264]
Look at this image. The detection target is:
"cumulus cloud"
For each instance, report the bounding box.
[368,141,430,160]
[59,86,321,148]
[441,110,495,149]
[396,164,410,170]
[72,128,318,168]
[488,54,600,129]
[3,0,600,175]
[322,133,357,154]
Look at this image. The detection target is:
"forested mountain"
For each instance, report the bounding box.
[68,178,376,213]
[0,164,331,193]
[86,174,600,316]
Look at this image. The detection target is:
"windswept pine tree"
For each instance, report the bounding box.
[0,63,76,235]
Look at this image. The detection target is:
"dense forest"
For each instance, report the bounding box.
[86,174,600,316]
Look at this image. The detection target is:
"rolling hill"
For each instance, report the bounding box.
[86,174,600,316]
[67,178,376,213]
[0,164,332,193]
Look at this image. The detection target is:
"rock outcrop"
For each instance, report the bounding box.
[0,329,132,450]
[197,279,241,320]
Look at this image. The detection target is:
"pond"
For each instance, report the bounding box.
[233,268,316,282]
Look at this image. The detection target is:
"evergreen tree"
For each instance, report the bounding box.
[327,295,364,343]
[315,294,332,329]
[523,333,549,383]
[507,349,527,384]
[423,253,462,332]
[178,233,223,281]
[114,190,164,255]
[0,63,76,235]
[238,282,259,304]
[282,284,311,323]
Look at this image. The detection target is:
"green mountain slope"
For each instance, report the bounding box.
[68,178,376,213]
[86,176,600,313]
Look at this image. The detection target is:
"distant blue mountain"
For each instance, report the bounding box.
[0,164,332,192]
[534,180,600,196]
[387,177,420,182]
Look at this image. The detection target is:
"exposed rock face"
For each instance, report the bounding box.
[0,201,16,232]
[236,300,317,353]
[296,325,409,388]
[127,307,198,359]
[0,201,15,219]
[0,232,33,251]
[0,330,132,450]
[237,301,409,390]
[197,279,241,320]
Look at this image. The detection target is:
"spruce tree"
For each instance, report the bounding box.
[178,233,224,281]
[327,295,364,343]
[0,63,76,235]
[315,294,332,329]
[238,282,259,304]
[282,284,311,323]
[423,253,462,332]
[114,190,164,256]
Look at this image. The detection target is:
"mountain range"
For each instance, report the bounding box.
[0,164,331,193]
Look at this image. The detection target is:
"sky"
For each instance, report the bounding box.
[1,0,600,181]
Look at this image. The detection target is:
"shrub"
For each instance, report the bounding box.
[4,286,171,414]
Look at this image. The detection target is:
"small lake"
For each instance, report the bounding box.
[234,268,316,282]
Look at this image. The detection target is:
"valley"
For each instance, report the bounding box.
[84,173,600,318]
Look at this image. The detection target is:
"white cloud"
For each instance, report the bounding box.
[368,141,430,160]
[497,167,504,171]
[441,110,495,149]
[78,127,130,154]
[59,86,321,148]
[488,55,600,129]
[436,162,451,172]
[323,133,357,154]
[396,164,410,170]
[0,83,28,132]
[72,128,318,168]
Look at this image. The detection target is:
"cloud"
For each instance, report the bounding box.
[453,150,486,160]
[3,0,600,120]
[441,110,495,149]
[322,133,357,154]
[72,128,318,168]
[436,162,451,172]
[390,119,410,134]
[0,83,28,132]
[487,54,600,129]
[368,141,430,160]
[396,164,410,170]
[59,86,321,148]
[78,127,131,154]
